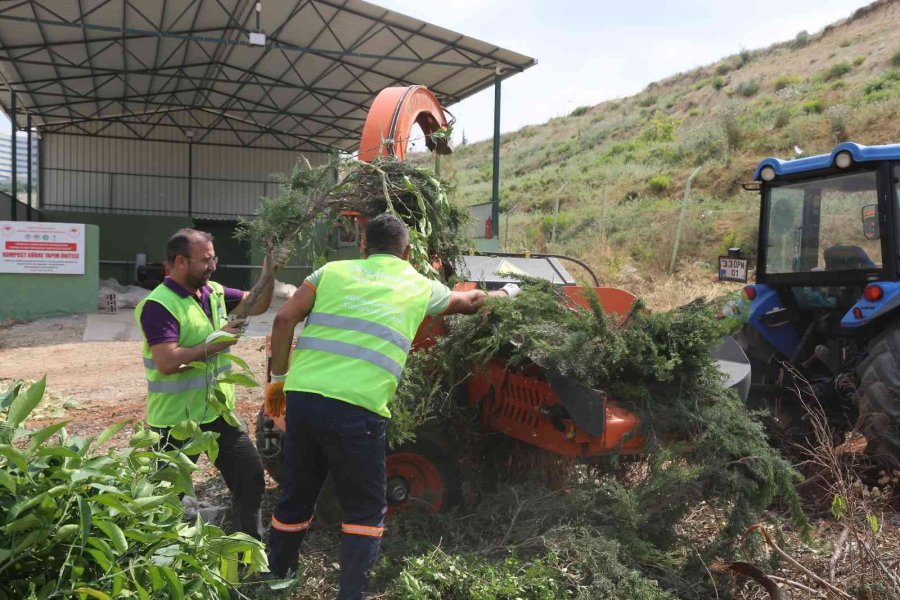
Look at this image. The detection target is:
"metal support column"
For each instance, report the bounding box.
[26,113,32,221]
[490,68,501,239]
[187,137,194,218]
[10,91,16,221]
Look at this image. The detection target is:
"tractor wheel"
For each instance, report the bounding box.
[386,439,461,515]
[857,326,900,468]
[254,406,283,483]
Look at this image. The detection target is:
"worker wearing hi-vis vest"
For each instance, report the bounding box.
[135,228,278,540]
[265,213,519,598]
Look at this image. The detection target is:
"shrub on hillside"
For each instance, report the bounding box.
[853,56,866,67]
[715,63,731,76]
[647,174,672,194]
[637,95,657,108]
[570,105,590,117]
[816,62,852,82]
[711,76,726,90]
[790,30,811,49]
[862,70,900,103]
[641,112,680,143]
[736,79,760,97]
[773,105,793,129]
[720,103,743,150]
[892,48,900,67]
[773,74,801,91]
[802,99,825,114]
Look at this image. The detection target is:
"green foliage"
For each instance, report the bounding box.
[641,113,680,143]
[711,76,726,90]
[738,47,753,67]
[802,98,825,114]
[391,281,805,597]
[570,105,590,117]
[331,160,472,279]
[790,30,811,49]
[0,379,268,599]
[720,103,743,150]
[816,62,852,82]
[862,70,900,103]
[715,63,731,76]
[773,105,793,129]
[646,174,672,194]
[892,48,900,67]
[637,95,658,108]
[735,79,760,97]
[773,74,801,91]
[853,55,866,67]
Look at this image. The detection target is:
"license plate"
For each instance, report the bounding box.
[719,257,748,282]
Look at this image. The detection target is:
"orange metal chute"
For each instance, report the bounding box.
[358,86,453,162]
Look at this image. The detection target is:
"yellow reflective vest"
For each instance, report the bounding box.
[285,256,432,417]
[134,281,236,427]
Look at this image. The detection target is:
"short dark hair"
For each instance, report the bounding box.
[365,213,409,257]
[166,228,213,265]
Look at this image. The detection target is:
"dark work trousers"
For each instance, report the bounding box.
[269,391,387,600]
[154,416,265,540]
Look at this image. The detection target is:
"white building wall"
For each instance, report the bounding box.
[42,134,327,218]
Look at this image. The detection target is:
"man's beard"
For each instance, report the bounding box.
[186,271,211,290]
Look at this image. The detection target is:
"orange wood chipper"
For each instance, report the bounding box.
[254,86,751,514]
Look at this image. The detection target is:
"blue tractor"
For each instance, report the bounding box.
[732,142,900,467]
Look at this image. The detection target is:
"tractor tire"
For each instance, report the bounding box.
[856,326,900,468]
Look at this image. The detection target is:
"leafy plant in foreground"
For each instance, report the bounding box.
[0,377,268,599]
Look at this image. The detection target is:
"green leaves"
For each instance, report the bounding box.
[0,376,268,598]
[4,376,45,431]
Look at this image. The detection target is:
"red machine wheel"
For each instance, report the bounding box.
[385,441,458,515]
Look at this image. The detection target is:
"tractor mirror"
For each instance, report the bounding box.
[862,205,879,240]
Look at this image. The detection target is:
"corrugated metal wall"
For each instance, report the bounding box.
[42,134,327,219]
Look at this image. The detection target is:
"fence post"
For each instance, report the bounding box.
[668,165,703,276]
[599,186,607,247]
[551,180,568,244]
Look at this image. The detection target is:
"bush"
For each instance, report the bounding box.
[802,99,825,114]
[637,94,657,108]
[816,62,852,82]
[641,112,680,143]
[720,103,743,150]
[853,56,866,67]
[773,105,792,129]
[570,105,590,117]
[715,63,731,76]
[791,30,811,49]
[863,70,900,102]
[738,47,753,67]
[735,79,760,97]
[892,48,900,67]
[773,74,801,91]
[711,76,726,90]
[647,174,672,194]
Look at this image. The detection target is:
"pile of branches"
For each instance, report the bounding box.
[233,157,470,317]
[392,279,808,596]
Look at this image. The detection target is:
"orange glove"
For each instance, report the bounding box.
[265,381,286,417]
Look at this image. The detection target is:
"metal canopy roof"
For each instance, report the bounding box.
[0,0,535,152]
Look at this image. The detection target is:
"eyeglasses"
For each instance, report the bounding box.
[186,255,219,266]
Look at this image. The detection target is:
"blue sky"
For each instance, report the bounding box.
[0,0,869,144]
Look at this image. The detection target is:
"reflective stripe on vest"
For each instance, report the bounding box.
[284,256,432,417]
[295,337,404,381]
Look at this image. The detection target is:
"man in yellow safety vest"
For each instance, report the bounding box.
[264,213,518,598]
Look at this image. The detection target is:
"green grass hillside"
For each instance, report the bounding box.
[422,0,900,288]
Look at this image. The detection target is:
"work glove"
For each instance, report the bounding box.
[500,283,521,299]
[265,381,286,418]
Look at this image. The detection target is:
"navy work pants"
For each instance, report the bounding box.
[154,416,265,539]
[269,391,387,600]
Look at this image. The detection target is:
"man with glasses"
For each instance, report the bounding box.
[134,228,275,539]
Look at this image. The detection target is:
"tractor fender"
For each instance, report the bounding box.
[840,282,900,328]
[746,284,801,357]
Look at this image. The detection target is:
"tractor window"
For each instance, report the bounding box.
[765,170,881,274]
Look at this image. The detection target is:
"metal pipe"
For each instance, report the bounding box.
[668,165,703,275]
[491,68,501,239]
[26,113,32,220]
[187,138,193,218]
[10,91,16,220]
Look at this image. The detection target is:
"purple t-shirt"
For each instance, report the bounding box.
[139,277,245,347]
